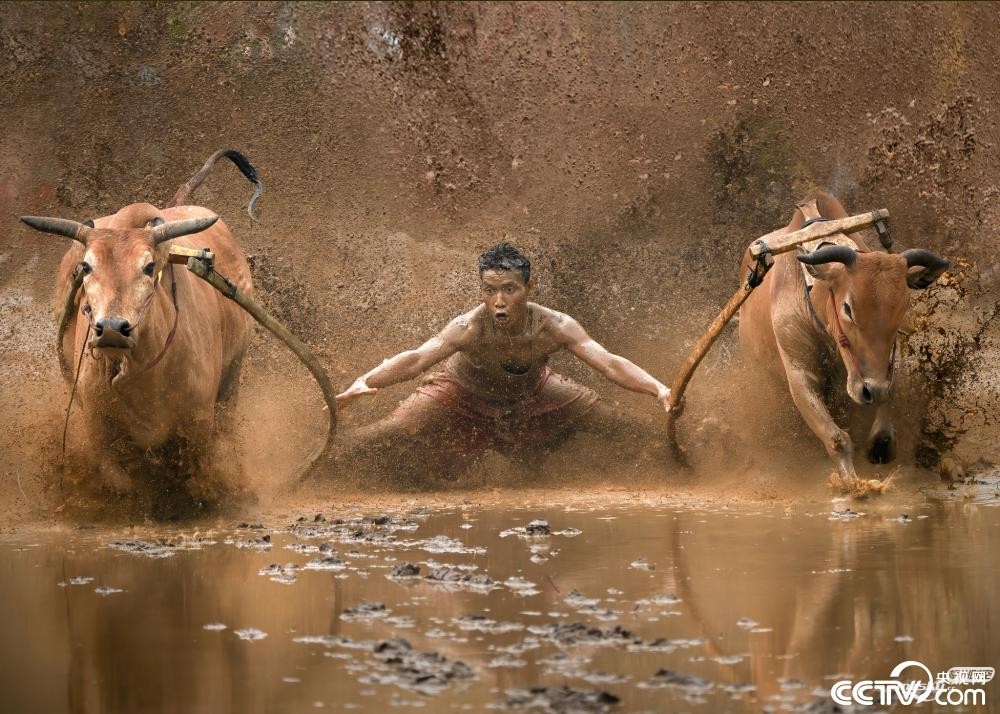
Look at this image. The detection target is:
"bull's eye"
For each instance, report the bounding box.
[80,261,92,275]
[143,261,156,277]
[843,302,853,321]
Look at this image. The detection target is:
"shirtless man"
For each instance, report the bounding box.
[336,242,672,471]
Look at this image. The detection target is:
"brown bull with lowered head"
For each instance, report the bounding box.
[21,150,259,505]
[738,191,949,488]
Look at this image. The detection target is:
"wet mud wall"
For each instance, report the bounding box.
[1,2,998,501]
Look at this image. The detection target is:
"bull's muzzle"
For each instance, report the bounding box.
[94,317,133,348]
[860,378,891,406]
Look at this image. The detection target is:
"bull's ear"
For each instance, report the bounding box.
[800,260,844,282]
[901,249,949,289]
[797,245,856,282]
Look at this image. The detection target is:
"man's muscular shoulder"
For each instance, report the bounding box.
[441,305,485,347]
[532,304,584,343]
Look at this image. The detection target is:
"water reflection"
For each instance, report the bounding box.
[1,498,998,713]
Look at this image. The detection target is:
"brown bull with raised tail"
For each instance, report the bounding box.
[22,150,261,505]
[738,191,949,489]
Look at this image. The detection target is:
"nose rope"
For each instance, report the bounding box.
[61,322,93,495]
[82,261,180,372]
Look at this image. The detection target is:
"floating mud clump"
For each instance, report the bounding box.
[526,519,551,535]
[564,590,600,608]
[295,634,475,696]
[365,637,475,696]
[527,622,639,647]
[232,534,272,551]
[108,539,178,558]
[639,668,714,697]
[494,685,620,713]
[424,566,499,592]
[289,514,419,542]
[453,613,525,634]
[388,562,421,579]
[258,562,298,584]
[285,541,334,554]
[418,534,486,554]
[500,521,582,538]
[341,602,389,621]
[303,554,346,571]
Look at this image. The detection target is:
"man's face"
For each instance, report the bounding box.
[480,270,530,328]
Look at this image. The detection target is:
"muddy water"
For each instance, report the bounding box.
[2,488,999,713]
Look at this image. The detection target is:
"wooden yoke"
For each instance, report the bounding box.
[749,208,889,258]
[664,207,890,465]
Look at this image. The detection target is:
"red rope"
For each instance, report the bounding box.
[142,263,179,372]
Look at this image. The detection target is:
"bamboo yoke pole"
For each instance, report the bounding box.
[664,208,889,464]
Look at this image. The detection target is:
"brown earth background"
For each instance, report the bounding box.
[1,2,998,515]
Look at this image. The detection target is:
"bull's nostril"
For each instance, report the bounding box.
[120,322,131,337]
[862,384,874,404]
[94,323,104,336]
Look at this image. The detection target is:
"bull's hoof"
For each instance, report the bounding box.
[867,432,896,464]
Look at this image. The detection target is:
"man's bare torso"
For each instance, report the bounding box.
[445,303,568,401]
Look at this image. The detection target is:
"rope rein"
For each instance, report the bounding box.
[61,322,92,494]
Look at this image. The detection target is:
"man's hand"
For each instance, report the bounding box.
[336,378,379,406]
[656,384,674,413]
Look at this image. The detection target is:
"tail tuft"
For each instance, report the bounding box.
[167,149,264,221]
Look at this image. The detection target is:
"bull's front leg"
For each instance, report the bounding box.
[867,404,896,464]
[779,357,857,481]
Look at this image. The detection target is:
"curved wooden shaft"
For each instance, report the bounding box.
[186,258,338,476]
[665,284,757,463]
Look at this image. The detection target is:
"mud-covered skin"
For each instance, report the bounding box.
[335,269,671,473]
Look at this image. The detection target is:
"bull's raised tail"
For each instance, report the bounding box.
[167,148,264,221]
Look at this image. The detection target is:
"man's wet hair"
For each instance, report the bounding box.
[478,241,531,284]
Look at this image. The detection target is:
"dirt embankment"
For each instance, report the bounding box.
[1,2,997,517]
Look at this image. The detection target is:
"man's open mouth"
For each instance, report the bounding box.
[495,311,509,323]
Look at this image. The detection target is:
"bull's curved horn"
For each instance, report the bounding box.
[20,216,92,244]
[901,249,949,271]
[149,215,219,245]
[901,249,950,289]
[797,245,858,268]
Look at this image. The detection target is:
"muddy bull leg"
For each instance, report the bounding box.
[779,354,857,482]
[867,403,896,464]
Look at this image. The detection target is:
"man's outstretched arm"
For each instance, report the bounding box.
[336,315,476,405]
[557,314,673,413]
